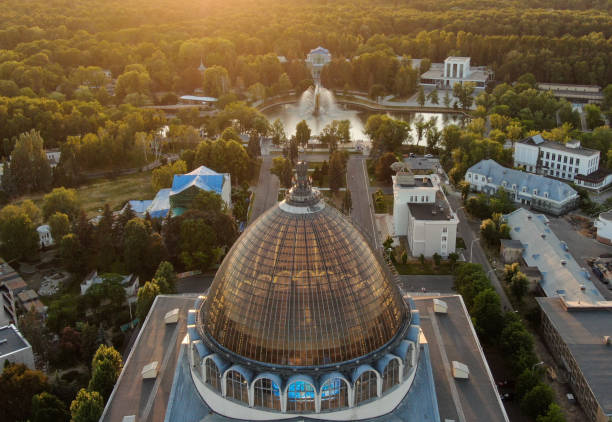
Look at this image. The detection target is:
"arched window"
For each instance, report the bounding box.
[320,378,349,411]
[403,343,413,377]
[286,381,315,413]
[382,359,400,392]
[253,378,281,411]
[354,371,378,405]
[225,370,249,404]
[205,359,221,393]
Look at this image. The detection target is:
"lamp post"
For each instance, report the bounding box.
[532,361,544,372]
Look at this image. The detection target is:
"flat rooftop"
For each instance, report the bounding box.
[519,135,598,157]
[415,295,507,422]
[403,157,440,172]
[101,295,198,422]
[505,208,612,308]
[105,295,507,422]
[408,191,455,221]
[536,297,612,416]
[0,324,29,357]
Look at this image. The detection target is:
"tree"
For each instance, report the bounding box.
[428,89,439,105]
[270,119,287,146]
[365,114,410,155]
[375,152,397,183]
[0,362,48,422]
[247,132,260,157]
[536,403,566,422]
[151,160,187,191]
[443,90,452,108]
[521,384,555,418]
[123,218,151,277]
[295,120,311,147]
[70,388,103,422]
[453,82,476,111]
[458,181,470,200]
[191,190,224,214]
[136,281,161,321]
[270,156,293,188]
[417,86,426,107]
[0,205,39,261]
[32,391,69,422]
[510,271,529,303]
[179,218,217,271]
[48,212,70,243]
[42,187,79,220]
[2,130,52,196]
[203,65,230,97]
[585,104,604,130]
[153,261,177,294]
[471,288,503,339]
[329,150,347,192]
[515,368,542,400]
[88,345,123,402]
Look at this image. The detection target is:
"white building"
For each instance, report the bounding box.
[513,135,611,190]
[80,271,140,298]
[595,211,612,245]
[420,56,492,89]
[537,83,603,104]
[305,46,331,82]
[0,324,35,372]
[36,225,53,248]
[466,159,579,216]
[393,170,458,257]
[45,149,61,168]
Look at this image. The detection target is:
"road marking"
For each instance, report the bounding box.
[428,307,467,422]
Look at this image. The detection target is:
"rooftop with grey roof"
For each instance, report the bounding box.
[536,296,612,416]
[467,159,578,203]
[0,324,29,357]
[106,294,507,422]
[505,208,612,308]
[519,134,598,157]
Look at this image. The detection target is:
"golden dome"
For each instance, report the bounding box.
[200,163,408,367]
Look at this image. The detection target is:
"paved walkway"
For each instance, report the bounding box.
[249,156,279,224]
[347,155,378,248]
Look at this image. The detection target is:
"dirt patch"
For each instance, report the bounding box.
[565,214,596,238]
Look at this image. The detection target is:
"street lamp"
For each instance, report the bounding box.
[470,237,480,263]
[532,361,544,372]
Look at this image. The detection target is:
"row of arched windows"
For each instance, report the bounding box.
[201,358,405,413]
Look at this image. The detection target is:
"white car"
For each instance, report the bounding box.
[424,154,434,158]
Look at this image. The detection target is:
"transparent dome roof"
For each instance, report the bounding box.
[200,163,408,367]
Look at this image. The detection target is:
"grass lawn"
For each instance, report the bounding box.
[17,171,156,217]
[393,260,453,275]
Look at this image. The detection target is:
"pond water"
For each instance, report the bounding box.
[263,86,466,144]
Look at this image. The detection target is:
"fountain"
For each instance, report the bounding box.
[297,84,339,117]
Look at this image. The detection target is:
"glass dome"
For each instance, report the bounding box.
[200,163,408,367]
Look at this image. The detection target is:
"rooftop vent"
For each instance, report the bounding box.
[580,285,586,291]
[603,336,611,346]
[142,361,159,379]
[561,260,567,266]
[541,234,546,239]
[452,361,469,379]
[527,215,532,220]
[0,338,7,345]
[164,308,179,324]
[433,299,448,314]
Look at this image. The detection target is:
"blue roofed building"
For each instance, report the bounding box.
[144,166,231,218]
[465,159,579,215]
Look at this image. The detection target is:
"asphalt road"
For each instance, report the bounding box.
[347,155,378,248]
[249,156,280,223]
[176,275,215,294]
[446,189,514,311]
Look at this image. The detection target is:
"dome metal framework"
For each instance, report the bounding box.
[188,162,420,419]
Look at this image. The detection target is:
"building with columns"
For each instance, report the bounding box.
[420,56,492,89]
[305,46,331,83]
[101,163,507,422]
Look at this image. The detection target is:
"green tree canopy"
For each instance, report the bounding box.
[42,187,79,221]
[0,362,48,422]
[70,388,103,422]
[32,391,69,422]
